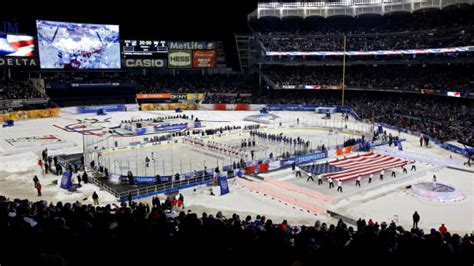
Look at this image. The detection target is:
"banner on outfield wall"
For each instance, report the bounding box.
[140,103,199,111]
[136,93,172,99]
[0,108,61,122]
[168,50,192,68]
[186,93,205,101]
[136,93,204,100]
[199,104,264,111]
[77,104,126,114]
[192,50,216,68]
[125,104,139,112]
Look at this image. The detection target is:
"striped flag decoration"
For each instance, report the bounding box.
[0,34,35,57]
[322,153,412,182]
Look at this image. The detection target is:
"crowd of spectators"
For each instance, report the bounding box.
[264,64,474,93]
[0,79,45,100]
[42,72,135,85]
[258,27,474,52]
[247,90,474,146]
[135,73,256,94]
[1,195,472,265]
[252,5,474,54]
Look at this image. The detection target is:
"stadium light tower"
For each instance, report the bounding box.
[341,35,347,107]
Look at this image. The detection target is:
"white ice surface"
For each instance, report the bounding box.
[0,110,472,233]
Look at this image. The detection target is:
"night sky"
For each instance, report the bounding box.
[1,0,259,69]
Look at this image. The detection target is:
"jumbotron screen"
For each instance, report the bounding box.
[36,20,121,69]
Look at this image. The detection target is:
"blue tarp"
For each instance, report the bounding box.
[60,172,72,190]
[218,174,230,195]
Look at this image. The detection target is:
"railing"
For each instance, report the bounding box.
[87,167,215,201]
[117,174,215,201]
[88,173,121,198]
[256,0,473,18]
[258,0,413,9]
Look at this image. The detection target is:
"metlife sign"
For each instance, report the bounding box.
[168,50,192,68]
[168,41,215,50]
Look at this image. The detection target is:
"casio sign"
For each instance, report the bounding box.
[125,59,164,68]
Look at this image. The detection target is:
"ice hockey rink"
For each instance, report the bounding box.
[0,109,472,233]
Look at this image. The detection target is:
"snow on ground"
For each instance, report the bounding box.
[336,167,474,234]
[0,110,472,233]
[0,157,116,206]
[138,180,336,226]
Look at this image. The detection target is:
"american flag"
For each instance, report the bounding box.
[322,153,411,182]
[0,34,35,57]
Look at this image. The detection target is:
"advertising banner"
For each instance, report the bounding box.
[168,50,192,68]
[192,50,216,68]
[268,161,281,171]
[186,93,205,101]
[123,58,166,68]
[136,93,172,100]
[304,85,322,90]
[134,176,160,184]
[77,104,125,114]
[168,41,216,50]
[199,104,265,111]
[0,108,61,122]
[267,104,317,112]
[140,103,199,111]
[0,57,38,67]
[282,152,327,167]
[154,123,188,132]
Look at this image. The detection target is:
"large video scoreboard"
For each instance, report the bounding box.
[122,40,168,57]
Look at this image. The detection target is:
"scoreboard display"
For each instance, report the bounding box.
[122,40,168,57]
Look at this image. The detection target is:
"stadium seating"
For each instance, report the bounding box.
[0,196,472,265]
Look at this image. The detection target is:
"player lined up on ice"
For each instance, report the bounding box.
[184,136,249,159]
[250,130,311,147]
[120,114,190,124]
[419,134,430,147]
[240,138,256,148]
[183,125,258,140]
